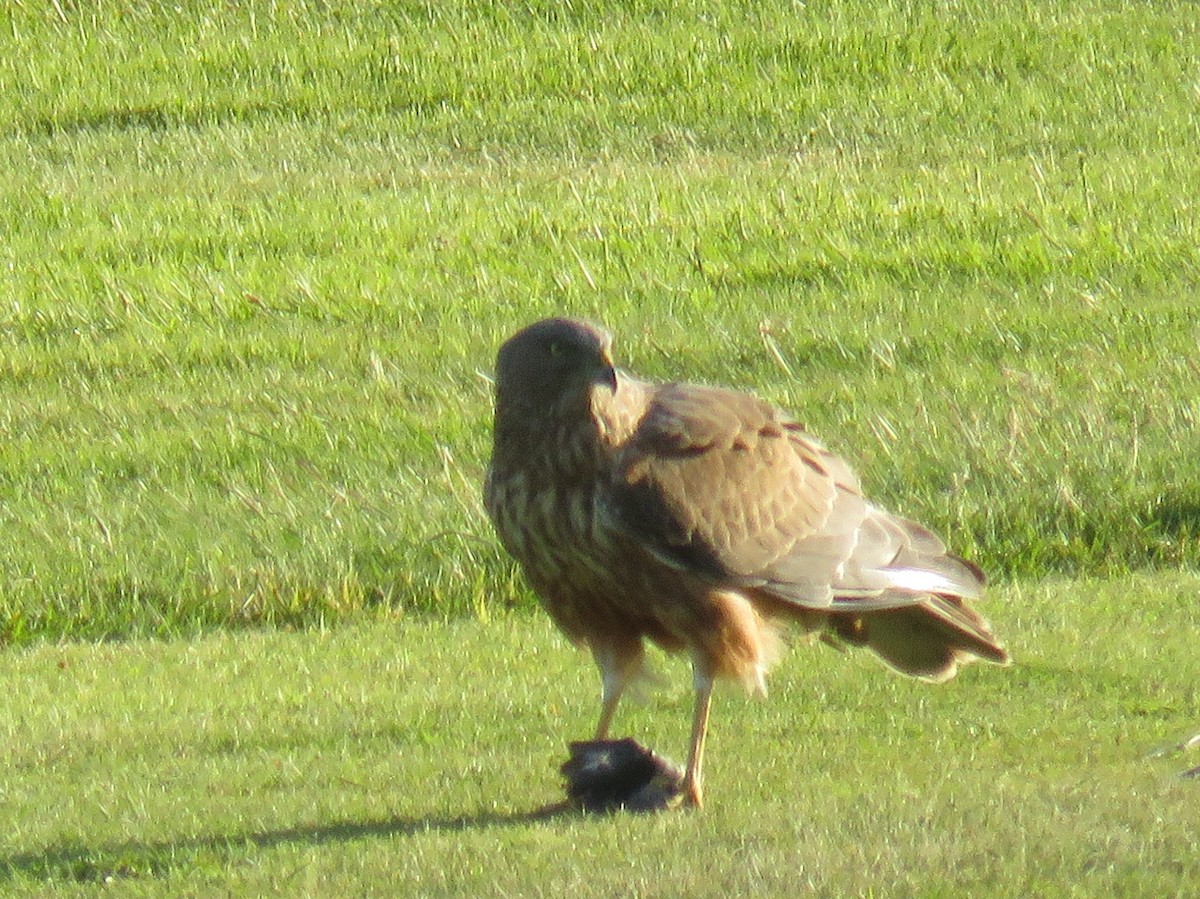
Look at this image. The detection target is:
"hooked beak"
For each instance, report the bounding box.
[596,351,618,393]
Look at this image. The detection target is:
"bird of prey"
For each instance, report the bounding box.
[484,317,1009,809]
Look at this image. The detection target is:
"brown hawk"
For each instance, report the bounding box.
[484,318,1009,808]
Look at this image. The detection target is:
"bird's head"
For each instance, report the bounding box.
[493,318,618,422]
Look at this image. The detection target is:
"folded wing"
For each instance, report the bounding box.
[604,383,978,607]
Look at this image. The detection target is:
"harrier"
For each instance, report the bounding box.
[484,318,1008,808]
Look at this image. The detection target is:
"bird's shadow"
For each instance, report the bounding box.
[0,805,578,884]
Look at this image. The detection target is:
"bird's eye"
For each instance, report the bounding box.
[547,341,564,358]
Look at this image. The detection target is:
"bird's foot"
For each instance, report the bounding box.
[679,776,703,809]
[561,738,686,813]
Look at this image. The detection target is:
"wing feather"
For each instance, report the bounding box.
[601,382,984,611]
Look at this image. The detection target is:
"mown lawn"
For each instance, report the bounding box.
[2,0,1198,894]
[3,574,1199,895]
[2,0,1198,640]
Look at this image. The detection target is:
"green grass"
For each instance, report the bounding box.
[1,2,1199,891]
[3,573,1198,895]
[2,0,1197,641]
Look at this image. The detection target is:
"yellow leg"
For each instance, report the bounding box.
[681,673,714,808]
[595,688,622,740]
[592,643,641,740]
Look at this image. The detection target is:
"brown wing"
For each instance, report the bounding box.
[601,382,983,611]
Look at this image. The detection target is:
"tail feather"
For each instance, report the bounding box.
[827,595,1009,681]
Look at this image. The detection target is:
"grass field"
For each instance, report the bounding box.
[3,576,1199,895]
[3,0,1199,894]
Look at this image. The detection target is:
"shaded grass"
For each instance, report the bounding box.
[2,573,1198,895]
[5,0,1198,163]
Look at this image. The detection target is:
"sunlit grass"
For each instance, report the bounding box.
[2,4,1199,892]
[0,5,1197,633]
[2,574,1197,894]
